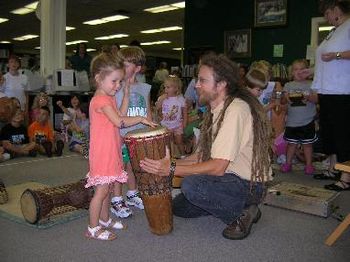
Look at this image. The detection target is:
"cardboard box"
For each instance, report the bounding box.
[264,182,340,217]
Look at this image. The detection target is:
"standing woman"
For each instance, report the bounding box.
[309,0,350,190]
[0,55,28,111]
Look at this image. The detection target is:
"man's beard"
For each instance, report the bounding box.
[198,90,218,106]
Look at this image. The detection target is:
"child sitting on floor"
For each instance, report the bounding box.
[0,109,36,158]
[28,106,64,157]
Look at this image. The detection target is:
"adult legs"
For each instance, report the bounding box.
[174,174,262,225]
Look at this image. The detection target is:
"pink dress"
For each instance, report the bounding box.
[85,95,127,188]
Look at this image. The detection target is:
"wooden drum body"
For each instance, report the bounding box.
[124,126,173,235]
[20,179,92,224]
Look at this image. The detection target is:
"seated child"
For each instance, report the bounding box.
[68,103,89,158]
[0,109,36,158]
[28,106,64,157]
[29,92,50,124]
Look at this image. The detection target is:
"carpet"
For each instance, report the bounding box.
[0,182,88,229]
[272,161,326,172]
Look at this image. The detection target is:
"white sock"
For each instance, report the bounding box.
[111,196,123,203]
[126,190,137,197]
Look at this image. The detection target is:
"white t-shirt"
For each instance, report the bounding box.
[0,72,28,110]
[160,95,186,129]
[311,18,350,94]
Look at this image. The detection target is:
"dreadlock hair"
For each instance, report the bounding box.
[197,54,271,185]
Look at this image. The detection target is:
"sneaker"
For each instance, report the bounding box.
[280,163,292,173]
[55,140,64,156]
[1,153,11,161]
[110,200,132,218]
[222,205,261,240]
[304,165,315,175]
[126,192,144,210]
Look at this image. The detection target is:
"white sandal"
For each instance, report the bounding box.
[86,225,117,241]
[99,218,127,230]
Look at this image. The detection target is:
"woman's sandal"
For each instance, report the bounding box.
[313,170,340,180]
[85,225,117,241]
[324,180,350,192]
[99,218,127,230]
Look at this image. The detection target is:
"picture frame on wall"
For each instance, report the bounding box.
[224,29,251,59]
[254,0,287,27]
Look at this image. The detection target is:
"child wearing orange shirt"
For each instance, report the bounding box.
[28,106,64,157]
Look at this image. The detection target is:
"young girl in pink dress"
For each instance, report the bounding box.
[85,53,156,241]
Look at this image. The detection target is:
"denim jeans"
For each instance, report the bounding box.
[173,173,263,225]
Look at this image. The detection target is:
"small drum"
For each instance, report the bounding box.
[20,179,92,224]
[124,126,173,235]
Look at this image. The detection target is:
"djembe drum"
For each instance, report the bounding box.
[20,179,92,224]
[124,126,173,235]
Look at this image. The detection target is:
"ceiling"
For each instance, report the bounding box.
[0,0,185,59]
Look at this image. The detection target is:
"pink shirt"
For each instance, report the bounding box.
[85,95,127,188]
[160,96,185,129]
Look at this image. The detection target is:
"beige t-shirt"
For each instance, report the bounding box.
[211,98,270,181]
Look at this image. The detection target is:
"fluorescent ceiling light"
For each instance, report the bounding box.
[86,48,96,52]
[34,46,40,50]
[144,2,185,13]
[141,26,182,34]
[0,18,9,24]
[172,2,185,8]
[172,47,183,51]
[13,34,39,41]
[11,1,38,15]
[319,26,334,31]
[66,40,88,46]
[83,15,129,25]
[120,45,128,48]
[95,34,129,40]
[0,41,11,44]
[140,41,171,46]
[26,2,39,9]
[66,26,76,31]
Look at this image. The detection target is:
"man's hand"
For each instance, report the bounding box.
[140,147,171,176]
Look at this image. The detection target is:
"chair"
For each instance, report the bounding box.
[325,161,350,246]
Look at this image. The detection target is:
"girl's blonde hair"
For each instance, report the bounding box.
[164,75,183,96]
[291,58,308,69]
[90,53,124,86]
[31,92,49,110]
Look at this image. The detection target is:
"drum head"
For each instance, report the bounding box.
[20,189,40,224]
[125,126,168,139]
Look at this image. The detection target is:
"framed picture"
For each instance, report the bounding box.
[224,29,251,59]
[254,0,287,27]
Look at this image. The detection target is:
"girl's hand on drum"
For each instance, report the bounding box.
[140,147,171,176]
[141,117,158,128]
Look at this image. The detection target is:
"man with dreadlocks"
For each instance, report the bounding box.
[140,54,272,240]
